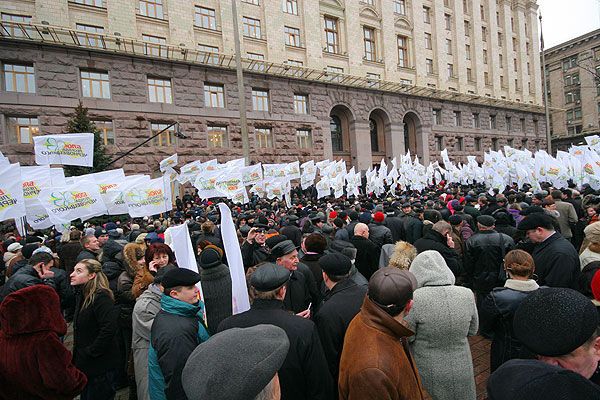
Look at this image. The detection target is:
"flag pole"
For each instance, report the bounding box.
[539,12,552,155]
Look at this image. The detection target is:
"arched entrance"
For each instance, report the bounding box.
[369,108,391,165]
[403,112,423,159]
[330,104,355,165]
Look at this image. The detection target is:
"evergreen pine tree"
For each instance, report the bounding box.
[63,101,112,176]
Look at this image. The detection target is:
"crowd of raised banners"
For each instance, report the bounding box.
[0,133,599,232]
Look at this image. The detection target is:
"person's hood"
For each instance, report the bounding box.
[122,243,145,277]
[0,285,66,337]
[103,238,124,259]
[409,250,455,287]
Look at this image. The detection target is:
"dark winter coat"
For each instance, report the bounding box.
[281,225,303,247]
[300,252,324,287]
[334,228,350,242]
[0,285,87,400]
[464,230,514,294]
[479,280,540,372]
[346,220,359,240]
[200,263,233,335]
[100,239,125,292]
[218,298,334,400]
[403,214,424,244]
[313,278,367,395]
[72,289,120,379]
[385,215,405,242]
[368,222,394,248]
[76,249,98,263]
[240,241,269,270]
[531,232,580,288]
[58,240,83,275]
[350,236,381,281]
[283,263,321,314]
[414,230,462,276]
[0,264,57,303]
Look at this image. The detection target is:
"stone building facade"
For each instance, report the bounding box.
[543,28,600,152]
[0,0,546,173]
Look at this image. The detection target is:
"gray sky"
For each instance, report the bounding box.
[537,0,600,49]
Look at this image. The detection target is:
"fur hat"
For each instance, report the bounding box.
[584,222,600,244]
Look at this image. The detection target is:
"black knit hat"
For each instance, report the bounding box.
[514,288,599,356]
[319,253,352,276]
[199,248,222,269]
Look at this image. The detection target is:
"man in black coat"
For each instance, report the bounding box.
[218,263,334,400]
[0,252,56,303]
[313,253,367,397]
[384,208,404,242]
[240,227,269,270]
[350,223,380,281]
[76,235,100,262]
[518,213,580,288]
[402,204,424,245]
[414,220,462,276]
[368,212,394,248]
[300,233,328,288]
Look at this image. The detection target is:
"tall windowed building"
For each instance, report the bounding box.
[543,28,600,152]
[0,0,545,171]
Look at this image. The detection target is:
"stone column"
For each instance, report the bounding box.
[353,120,372,171]
[388,122,405,159]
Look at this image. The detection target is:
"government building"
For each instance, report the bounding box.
[543,28,600,152]
[0,0,546,173]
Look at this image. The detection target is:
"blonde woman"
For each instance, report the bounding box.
[70,259,120,400]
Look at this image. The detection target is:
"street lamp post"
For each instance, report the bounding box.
[539,12,552,155]
[231,0,251,165]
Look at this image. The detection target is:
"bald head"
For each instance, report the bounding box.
[354,223,369,239]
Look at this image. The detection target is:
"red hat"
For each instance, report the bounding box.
[591,269,600,301]
[329,211,338,220]
[373,211,385,223]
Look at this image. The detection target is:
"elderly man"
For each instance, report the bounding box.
[518,213,580,288]
[487,288,600,398]
[218,263,333,400]
[339,268,425,400]
[350,223,380,281]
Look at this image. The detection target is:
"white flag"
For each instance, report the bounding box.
[124,176,172,218]
[159,153,178,172]
[218,203,250,314]
[93,169,128,215]
[241,163,263,186]
[34,133,94,167]
[38,181,106,224]
[0,163,26,222]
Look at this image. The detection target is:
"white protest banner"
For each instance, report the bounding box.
[38,181,106,224]
[0,151,9,167]
[285,161,301,180]
[159,153,178,172]
[0,163,26,222]
[225,158,246,170]
[93,169,128,215]
[34,133,94,167]
[218,203,250,314]
[50,168,66,186]
[125,176,172,218]
[194,169,224,199]
[21,166,51,206]
[178,160,202,184]
[25,202,55,230]
[215,171,245,199]
[241,163,263,186]
[263,163,287,179]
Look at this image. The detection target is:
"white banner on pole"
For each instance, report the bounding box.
[34,133,94,167]
[38,181,106,224]
[160,153,178,172]
[124,176,172,218]
[0,163,27,222]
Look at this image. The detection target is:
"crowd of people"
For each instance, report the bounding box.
[1,180,600,400]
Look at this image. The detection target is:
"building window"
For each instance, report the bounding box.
[564,73,580,86]
[196,7,217,30]
[492,138,498,151]
[506,116,512,131]
[484,72,490,85]
[472,113,480,128]
[151,123,175,147]
[242,16,262,39]
[490,114,497,129]
[198,44,220,64]
[285,26,301,47]
[521,138,528,149]
[139,0,164,19]
[294,94,308,114]
[566,107,583,122]
[425,33,432,49]
[397,36,409,68]
[7,116,39,144]
[513,58,518,72]
[500,75,505,87]
[433,108,442,125]
[81,70,110,99]
[565,89,581,104]
[1,13,32,37]
[466,68,473,82]
[3,64,35,93]
[520,118,526,132]
[426,59,434,75]
[142,34,167,57]
[394,0,406,15]
[507,138,514,147]
[475,137,482,151]
[252,89,269,112]
[207,126,228,148]
[255,127,273,148]
[483,49,488,64]
[465,44,471,59]
[446,39,453,55]
[324,16,339,53]
[93,120,114,145]
[498,32,503,46]
[147,77,172,103]
[204,83,225,108]
[447,64,454,79]
[76,23,104,47]
[480,4,485,20]
[562,55,577,71]
[464,20,470,36]
[423,6,431,23]
[73,0,104,6]
[242,0,260,4]
[567,125,583,136]
[453,111,461,126]
[363,27,376,61]
[445,14,452,30]
[463,0,468,13]
[296,129,312,149]
[481,26,487,41]
[283,0,298,15]
[456,137,464,151]
[369,118,379,152]
[436,136,444,151]
[330,115,343,152]
[247,52,265,71]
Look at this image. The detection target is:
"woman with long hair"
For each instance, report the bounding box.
[479,249,540,372]
[70,259,120,400]
[132,243,175,298]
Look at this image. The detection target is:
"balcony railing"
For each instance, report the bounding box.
[0,21,547,114]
